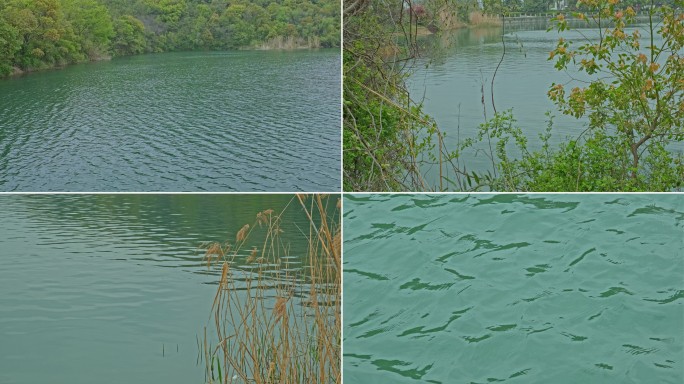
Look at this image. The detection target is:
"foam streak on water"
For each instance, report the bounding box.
[0,50,340,191]
[343,194,683,383]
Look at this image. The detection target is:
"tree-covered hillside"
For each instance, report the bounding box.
[0,0,340,77]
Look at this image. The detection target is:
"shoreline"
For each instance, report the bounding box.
[1,45,339,80]
[5,55,112,79]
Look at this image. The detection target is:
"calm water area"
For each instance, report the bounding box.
[408,23,683,188]
[0,194,339,384]
[0,49,340,192]
[343,194,683,383]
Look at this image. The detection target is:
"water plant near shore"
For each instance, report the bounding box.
[344,0,684,192]
[454,0,684,192]
[198,194,341,384]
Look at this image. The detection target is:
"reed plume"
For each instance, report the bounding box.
[246,247,257,264]
[198,194,341,384]
[236,224,249,242]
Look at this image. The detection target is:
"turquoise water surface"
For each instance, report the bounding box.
[0,194,334,384]
[0,49,340,191]
[343,194,683,383]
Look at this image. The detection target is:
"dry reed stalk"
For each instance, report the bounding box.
[436,6,466,30]
[246,248,257,264]
[256,35,321,50]
[273,296,288,324]
[469,11,501,26]
[236,225,249,242]
[199,195,341,384]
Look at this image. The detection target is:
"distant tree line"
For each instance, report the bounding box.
[0,0,340,77]
[502,0,672,12]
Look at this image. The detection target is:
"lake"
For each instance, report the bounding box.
[0,49,340,192]
[343,194,683,383]
[0,194,339,384]
[407,24,683,189]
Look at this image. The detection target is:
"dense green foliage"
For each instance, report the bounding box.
[343,47,439,191]
[343,0,445,191]
[345,0,683,191]
[0,0,339,76]
[456,0,684,191]
[521,0,553,12]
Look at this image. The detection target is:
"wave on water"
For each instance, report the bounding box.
[0,50,341,191]
[343,194,683,384]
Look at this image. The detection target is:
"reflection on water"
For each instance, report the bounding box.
[0,49,341,192]
[408,24,681,188]
[0,194,340,384]
[343,194,683,383]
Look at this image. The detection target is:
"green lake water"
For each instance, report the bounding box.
[0,194,340,384]
[0,49,340,192]
[408,25,683,188]
[343,194,683,383]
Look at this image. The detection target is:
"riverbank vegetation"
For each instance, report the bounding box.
[0,0,340,77]
[198,194,340,384]
[343,0,684,191]
[343,0,445,190]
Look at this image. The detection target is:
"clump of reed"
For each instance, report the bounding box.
[198,194,340,384]
[469,11,501,26]
[256,36,321,50]
[437,7,466,30]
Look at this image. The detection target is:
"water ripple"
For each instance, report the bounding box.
[0,194,337,384]
[343,194,683,383]
[0,50,341,191]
